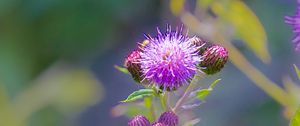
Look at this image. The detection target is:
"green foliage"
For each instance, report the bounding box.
[290,106,300,126]
[196,89,211,101]
[144,97,154,121]
[114,65,129,74]
[212,1,270,63]
[121,89,154,103]
[209,78,221,89]
[293,64,300,80]
[196,79,221,101]
[144,97,152,109]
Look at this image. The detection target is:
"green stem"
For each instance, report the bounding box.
[165,92,171,110]
[159,93,167,110]
[149,97,156,121]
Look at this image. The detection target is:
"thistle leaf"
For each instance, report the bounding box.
[121,89,154,103]
[114,65,129,74]
[196,88,211,101]
[196,79,221,101]
[293,64,300,80]
[209,79,221,89]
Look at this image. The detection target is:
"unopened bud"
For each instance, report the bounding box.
[124,50,143,83]
[200,45,228,75]
[158,111,179,126]
[128,115,151,126]
[151,122,166,126]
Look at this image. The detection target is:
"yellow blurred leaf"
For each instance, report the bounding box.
[170,0,185,15]
[212,1,270,63]
[13,62,104,120]
[197,0,216,9]
[0,85,24,126]
[283,76,300,106]
[290,105,300,126]
[50,67,103,113]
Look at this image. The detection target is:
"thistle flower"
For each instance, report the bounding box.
[128,115,151,126]
[200,45,228,75]
[125,50,143,83]
[140,25,202,90]
[158,111,179,126]
[151,122,166,126]
[284,6,300,51]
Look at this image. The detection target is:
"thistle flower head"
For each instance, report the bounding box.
[200,45,228,75]
[151,122,167,126]
[140,25,202,90]
[125,50,143,83]
[158,111,179,126]
[128,115,151,126]
[285,6,300,51]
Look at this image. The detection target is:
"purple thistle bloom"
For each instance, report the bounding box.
[128,115,151,126]
[151,122,167,126]
[140,25,202,90]
[158,111,179,126]
[285,6,300,51]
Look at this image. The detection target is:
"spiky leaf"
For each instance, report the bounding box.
[114,65,129,74]
[196,79,221,101]
[293,64,300,80]
[121,89,154,102]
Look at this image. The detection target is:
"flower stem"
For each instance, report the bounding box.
[165,92,171,110]
[150,97,156,120]
[159,93,167,110]
[172,72,202,112]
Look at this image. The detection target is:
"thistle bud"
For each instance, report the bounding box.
[158,111,179,126]
[128,115,151,126]
[200,45,228,75]
[152,122,166,126]
[124,50,143,83]
[189,36,211,55]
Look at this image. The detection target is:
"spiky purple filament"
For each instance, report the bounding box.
[285,6,300,51]
[140,25,202,90]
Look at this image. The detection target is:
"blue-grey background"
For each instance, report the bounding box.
[0,0,299,126]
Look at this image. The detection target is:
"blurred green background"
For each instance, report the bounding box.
[0,0,299,126]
